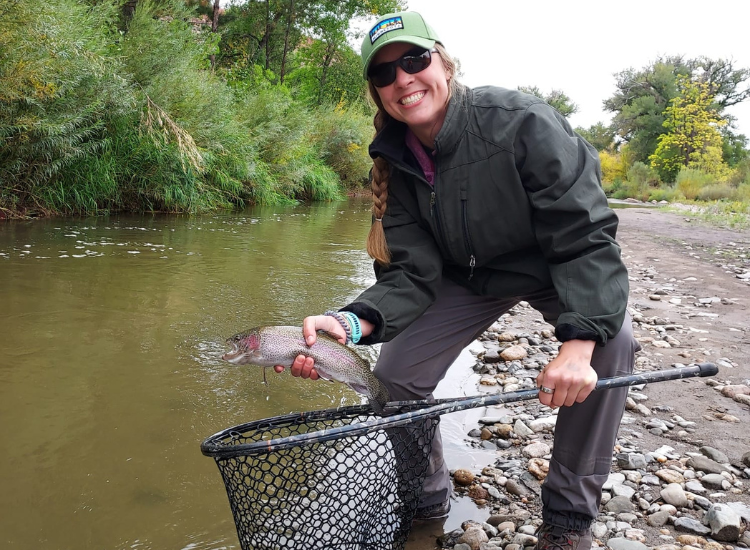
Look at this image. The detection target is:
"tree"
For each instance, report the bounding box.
[604,56,750,165]
[518,85,578,117]
[649,77,727,182]
[575,122,616,152]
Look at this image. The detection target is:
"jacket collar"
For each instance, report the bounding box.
[369,84,472,163]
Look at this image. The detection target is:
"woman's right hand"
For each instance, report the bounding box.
[273,315,348,380]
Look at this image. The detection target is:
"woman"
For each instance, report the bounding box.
[275,11,638,550]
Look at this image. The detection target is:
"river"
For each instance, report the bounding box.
[0,199,496,550]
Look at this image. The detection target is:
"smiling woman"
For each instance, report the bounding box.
[279,10,641,544]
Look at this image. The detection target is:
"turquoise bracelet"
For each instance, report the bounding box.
[341,311,362,344]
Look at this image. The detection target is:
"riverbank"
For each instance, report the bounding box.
[414,207,750,549]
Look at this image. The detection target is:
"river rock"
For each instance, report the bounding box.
[500,345,528,361]
[699,446,729,464]
[528,458,549,480]
[726,501,750,522]
[522,442,550,459]
[454,469,475,486]
[607,538,649,550]
[674,517,711,535]
[605,496,634,514]
[513,419,534,438]
[735,394,750,405]
[704,504,741,541]
[742,451,750,468]
[512,533,538,546]
[457,524,489,549]
[612,484,636,500]
[647,510,670,526]
[495,424,514,439]
[656,469,685,484]
[660,483,688,508]
[675,535,705,546]
[700,473,726,490]
[617,453,647,470]
[687,455,729,474]
[528,416,557,432]
[720,384,750,399]
[505,479,530,497]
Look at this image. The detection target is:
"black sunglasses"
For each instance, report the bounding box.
[368,47,437,88]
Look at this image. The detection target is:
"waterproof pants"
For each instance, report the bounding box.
[374,277,638,528]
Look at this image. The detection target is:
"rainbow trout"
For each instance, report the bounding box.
[222,325,390,414]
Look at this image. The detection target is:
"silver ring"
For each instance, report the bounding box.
[539,386,555,394]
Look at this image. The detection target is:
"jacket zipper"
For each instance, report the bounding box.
[460,188,476,280]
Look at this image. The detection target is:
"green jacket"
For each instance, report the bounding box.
[343,86,628,346]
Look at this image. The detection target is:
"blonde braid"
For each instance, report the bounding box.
[367,105,391,266]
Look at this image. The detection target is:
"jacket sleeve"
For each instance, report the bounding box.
[341,188,443,344]
[514,103,629,344]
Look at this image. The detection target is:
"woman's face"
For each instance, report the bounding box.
[371,41,450,139]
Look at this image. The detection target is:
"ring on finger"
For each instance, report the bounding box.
[539,385,555,394]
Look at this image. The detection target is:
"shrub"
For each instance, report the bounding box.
[697,184,734,202]
[648,188,677,202]
[675,168,716,201]
[622,162,661,201]
[599,151,627,185]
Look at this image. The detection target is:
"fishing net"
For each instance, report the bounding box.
[201,404,440,550]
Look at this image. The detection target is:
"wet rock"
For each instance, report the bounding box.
[699,446,729,465]
[660,483,688,508]
[505,479,530,497]
[454,469,476,486]
[468,485,489,501]
[674,517,711,535]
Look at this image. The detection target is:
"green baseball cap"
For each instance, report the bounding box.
[361,12,442,78]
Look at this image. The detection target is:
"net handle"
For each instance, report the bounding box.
[381,362,718,415]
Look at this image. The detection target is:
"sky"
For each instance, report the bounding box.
[356,0,750,137]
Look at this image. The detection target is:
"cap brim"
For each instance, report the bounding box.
[363,36,437,78]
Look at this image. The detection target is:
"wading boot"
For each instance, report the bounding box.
[412,499,451,521]
[535,524,592,550]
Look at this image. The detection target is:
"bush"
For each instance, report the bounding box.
[621,162,661,201]
[648,188,677,202]
[675,168,716,201]
[599,151,627,185]
[697,183,734,202]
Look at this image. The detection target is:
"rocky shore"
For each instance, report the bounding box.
[431,212,750,550]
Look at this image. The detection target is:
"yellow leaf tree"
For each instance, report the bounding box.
[649,77,728,182]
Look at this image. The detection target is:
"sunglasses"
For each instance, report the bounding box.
[368,47,438,88]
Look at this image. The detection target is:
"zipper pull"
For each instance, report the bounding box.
[468,255,476,280]
[430,192,436,216]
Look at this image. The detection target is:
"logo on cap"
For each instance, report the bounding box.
[369,16,403,44]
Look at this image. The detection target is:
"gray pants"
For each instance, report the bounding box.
[374,277,638,528]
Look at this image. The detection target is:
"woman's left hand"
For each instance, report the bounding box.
[536,339,598,408]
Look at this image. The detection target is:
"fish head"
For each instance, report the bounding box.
[222,328,262,365]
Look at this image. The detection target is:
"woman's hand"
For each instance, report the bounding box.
[536,339,598,408]
[273,314,373,380]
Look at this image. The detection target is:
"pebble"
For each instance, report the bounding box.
[607,539,649,550]
[522,442,550,459]
[660,483,688,508]
[674,517,711,535]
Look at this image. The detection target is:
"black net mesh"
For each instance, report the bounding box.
[202,404,439,550]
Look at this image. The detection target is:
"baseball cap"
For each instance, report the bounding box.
[361,12,442,78]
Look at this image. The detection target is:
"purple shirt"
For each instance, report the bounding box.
[405,129,435,186]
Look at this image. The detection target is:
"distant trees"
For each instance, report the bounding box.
[518,85,579,118]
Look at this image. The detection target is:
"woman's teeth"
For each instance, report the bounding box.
[400,92,425,106]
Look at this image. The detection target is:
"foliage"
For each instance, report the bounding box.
[674,167,716,200]
[605,56,750,166]
[518,85,578,117]
[576,122,616,151]
[649,78,728,182]
[599,151,627,185]
[621,161,661,202]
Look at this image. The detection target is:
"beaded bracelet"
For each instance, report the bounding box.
[340,311,362,344]
[324,310,351,344]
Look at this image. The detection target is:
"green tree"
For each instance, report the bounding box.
[518,85,578,117]
[605,56,750,165]
[575,122,616,151]
[649,77,727,182]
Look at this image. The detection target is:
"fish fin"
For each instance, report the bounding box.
[347,382,369,395]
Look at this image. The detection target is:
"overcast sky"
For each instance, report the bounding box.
[358,0,750,137]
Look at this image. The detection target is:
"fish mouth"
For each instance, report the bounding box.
[222,343,244,364]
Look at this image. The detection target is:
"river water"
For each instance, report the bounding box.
[0,200,496,550]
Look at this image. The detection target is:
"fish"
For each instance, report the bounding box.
[222,325,390,415]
